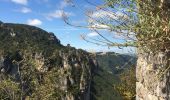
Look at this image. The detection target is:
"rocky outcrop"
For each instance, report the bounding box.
[57,51,95,100]
[0,21,3,24]
[136,49,170,100]
[0,22,97,100]
[136,0,170,99]
[48,32,60,44]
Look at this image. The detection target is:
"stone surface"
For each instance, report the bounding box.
[136,49,170,100]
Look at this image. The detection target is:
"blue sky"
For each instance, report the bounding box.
[0,0,136,54]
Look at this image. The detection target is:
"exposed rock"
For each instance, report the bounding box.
[0,56,13,73]
[0,21,3,24]
[136,49,170,100]
[10,32,16,37]
[33,53,48,72]
[48,32,60,44]
[0,22,97,100]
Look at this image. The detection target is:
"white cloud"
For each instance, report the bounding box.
[59,0,74,9]
[27,19,42,26]
[87,32,99,37]
[90,23,110,29]
[20,7,31,13]
[11,0,28,5]
[46,10,74,20]
[91,10,128,20]
[115,12,129,20]
[88,10,129,30]
[92,10,116,19]
[60,1,68,9]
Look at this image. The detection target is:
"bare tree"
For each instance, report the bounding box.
[62,0,169,52]
[62,0,137,49]
[62,0,170,99]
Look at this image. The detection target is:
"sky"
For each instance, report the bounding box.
[0,0,136,54]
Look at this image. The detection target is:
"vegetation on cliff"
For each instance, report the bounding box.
[0,22,95,99]
[91,52,136,100]
[63,0,170,99]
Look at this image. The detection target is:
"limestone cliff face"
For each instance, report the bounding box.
[136,0,170,99]
[136,49,170,100]
[0,22,97,100]
[56,51,96,100]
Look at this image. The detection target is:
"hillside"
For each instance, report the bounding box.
[0,21,97,100]
[96,52,136,74]
[0,21,137,100]
[90,52,136,100]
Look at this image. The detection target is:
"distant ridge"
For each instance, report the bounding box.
[0,20,3,24]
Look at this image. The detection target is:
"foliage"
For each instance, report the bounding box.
[64,0,170,90]
[0,23,94,99]
[0,77,21,100]
[91,52,136,100]
[96,52,136,74]
[90,68,123,100]
[134,0,170,52]
[30,69,64,100]
[0,23,61,56]
[97,0,170,52]
[115,66,136,100]
[63,0,170,52]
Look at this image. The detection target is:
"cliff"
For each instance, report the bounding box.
[0,22,97,100]
[136,0,170,99]
[136,49,170,100]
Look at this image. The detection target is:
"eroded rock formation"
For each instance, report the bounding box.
[0,22,97,100]
[136,49,170,100]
